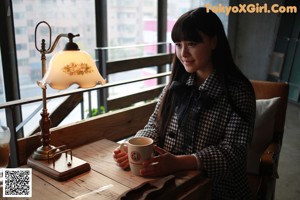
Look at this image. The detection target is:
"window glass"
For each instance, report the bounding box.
[106,0,159,97]
[106,1,228,98]
[12,0,96,99]
[12,0,96,136]
[0,46,6,127]
[7,0,229,137]
[0,47,4,104]
[167,0,229,43]
[107,0,157,56]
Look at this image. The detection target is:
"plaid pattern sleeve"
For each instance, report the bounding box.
[194,76,255,199]
[135,72,255,199]
[135,87,167,143]
[197,79,255,177]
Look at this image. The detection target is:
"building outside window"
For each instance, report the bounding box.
[8,0,96,136]
[0,0,228,137]
[0,47,4,104]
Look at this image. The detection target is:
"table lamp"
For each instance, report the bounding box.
[27,21,106,181]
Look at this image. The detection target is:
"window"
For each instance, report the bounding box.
[13,0,96,99]
[167,0,229,43]
[11,0,96,136]
[0,46,7,126]
[4,1,229,137]
[15,27,26,35]
[106,0,229,99]
[106,0,158,98]
[107,0,157,47]
[0,46,4,104]
[16,43,27,50]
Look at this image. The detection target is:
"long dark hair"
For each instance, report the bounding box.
[156,7,254,146]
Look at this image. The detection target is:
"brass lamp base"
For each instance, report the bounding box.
[27,146,90,181]
[31,145,57,160]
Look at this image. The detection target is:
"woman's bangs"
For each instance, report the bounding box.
[171,17,203,43]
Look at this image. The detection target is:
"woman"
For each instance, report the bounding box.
[113,7,255,199]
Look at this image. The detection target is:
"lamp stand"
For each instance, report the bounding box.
[27,87,91,181]
[31,107,55,160]
[27,21,90,181]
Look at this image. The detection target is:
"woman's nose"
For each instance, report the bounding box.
[181,46,189,57]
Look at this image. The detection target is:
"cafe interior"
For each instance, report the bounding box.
[0,0,299,199]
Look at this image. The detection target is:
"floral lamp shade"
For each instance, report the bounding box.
[38,50,106,90]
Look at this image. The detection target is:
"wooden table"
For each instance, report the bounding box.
[2,139,211,200]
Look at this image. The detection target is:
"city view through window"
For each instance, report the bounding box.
[0,0,228,136]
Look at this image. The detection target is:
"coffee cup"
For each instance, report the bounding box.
[0,126,10,168]
[120,137,153,176]
[0,125,10,188]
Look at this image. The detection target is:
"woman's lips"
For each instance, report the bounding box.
[183,60,194,65]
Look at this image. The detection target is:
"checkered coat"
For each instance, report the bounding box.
[136,71,256,199]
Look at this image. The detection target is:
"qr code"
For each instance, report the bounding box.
[2,168,32,197]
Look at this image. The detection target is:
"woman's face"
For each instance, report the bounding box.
[175,33,216,76]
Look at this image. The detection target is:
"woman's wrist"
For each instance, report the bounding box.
[175,154,201,171]
[192,154,203,170]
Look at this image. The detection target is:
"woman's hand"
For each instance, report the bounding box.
[113,146,130,170]
[140,145,180,177]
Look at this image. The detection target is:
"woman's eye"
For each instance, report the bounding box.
[187,42,197,47]
[175,43,182,48]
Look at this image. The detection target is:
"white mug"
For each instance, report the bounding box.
[0,126,10,168]
[120,137,153,176]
